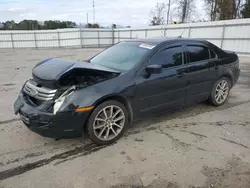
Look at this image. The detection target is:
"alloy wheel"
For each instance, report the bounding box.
[215,80,229,104]
[93,105,125,141]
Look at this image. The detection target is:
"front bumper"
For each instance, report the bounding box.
[14,93,89,139]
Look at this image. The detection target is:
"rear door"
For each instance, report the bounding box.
[133,43,189,118]
[183,42,218,105]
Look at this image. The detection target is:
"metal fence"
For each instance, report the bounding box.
[0,28,114,48]
[1,18,250,55]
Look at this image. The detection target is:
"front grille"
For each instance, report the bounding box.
[23,80,57,101]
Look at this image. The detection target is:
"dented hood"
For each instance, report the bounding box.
[33,58,118,81]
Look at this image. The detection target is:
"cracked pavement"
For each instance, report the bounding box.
[0,49,250,188]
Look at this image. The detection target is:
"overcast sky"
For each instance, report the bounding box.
[0,0,205,26]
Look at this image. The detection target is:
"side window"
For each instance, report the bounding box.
[150,46,183,68]
[210,50,217,59]
[186,45,210,63]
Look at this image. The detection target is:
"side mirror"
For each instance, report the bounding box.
[145,64,162,75]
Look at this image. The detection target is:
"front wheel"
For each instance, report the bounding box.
[209,77,231,106]
[87,100,128,145]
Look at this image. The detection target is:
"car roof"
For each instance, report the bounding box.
[123,37,207,45]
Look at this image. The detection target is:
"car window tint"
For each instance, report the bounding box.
[187,45,210,63]
[150,46,183,68]
[210,50,217,59]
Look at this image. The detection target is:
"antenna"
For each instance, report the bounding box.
[178,29,185,38]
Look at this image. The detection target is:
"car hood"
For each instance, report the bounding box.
[33,58,118,81]
[32,58,119,88]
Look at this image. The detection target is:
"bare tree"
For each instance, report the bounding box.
[176,0,196,23]
[205,0,243,21]
[235,0,243,18]
[219,0,235,20]
[149,3,168,25]
[166,0,174,24]
[205,0,219,21]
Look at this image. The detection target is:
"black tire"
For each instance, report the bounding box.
[209,77,231,106]
[87,100,128,145]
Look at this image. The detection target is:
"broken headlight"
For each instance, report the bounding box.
[53,86,75,114]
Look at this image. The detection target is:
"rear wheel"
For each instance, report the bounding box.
[209,77,231,106]
[87,100,128,145]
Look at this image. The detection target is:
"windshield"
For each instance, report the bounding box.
[90,42,152,72]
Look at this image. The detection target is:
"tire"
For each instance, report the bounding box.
[209,77,231,106]
[87,100,128,145]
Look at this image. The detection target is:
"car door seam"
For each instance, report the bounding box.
[139,86,188,101]
[140,99,184,112]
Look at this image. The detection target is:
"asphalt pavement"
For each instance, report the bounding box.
[0,48,250,188]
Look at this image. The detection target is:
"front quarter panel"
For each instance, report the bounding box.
[60,71,136,111]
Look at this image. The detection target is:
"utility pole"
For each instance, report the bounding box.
[86,12,89,26]
[93,0,95,24]
[167,0,171,24]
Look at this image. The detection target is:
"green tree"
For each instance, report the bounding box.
[3,20,17,30]
[86,23,100,28]
[0,22,4,30]
[43,20,76,29]
[86,23,92,28]
[17,20,41,30]
[241,0,250,18]
[92,23,100,28]
[1,20,79,30]
[65,21,77,28]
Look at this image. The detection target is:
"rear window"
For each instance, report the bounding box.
[186,45,210,63]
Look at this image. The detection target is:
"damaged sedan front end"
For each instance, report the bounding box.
[14,58,120,139]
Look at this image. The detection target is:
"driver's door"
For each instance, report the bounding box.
[133,43,189,118]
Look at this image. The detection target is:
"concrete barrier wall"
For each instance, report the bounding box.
[1,19,250,55]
